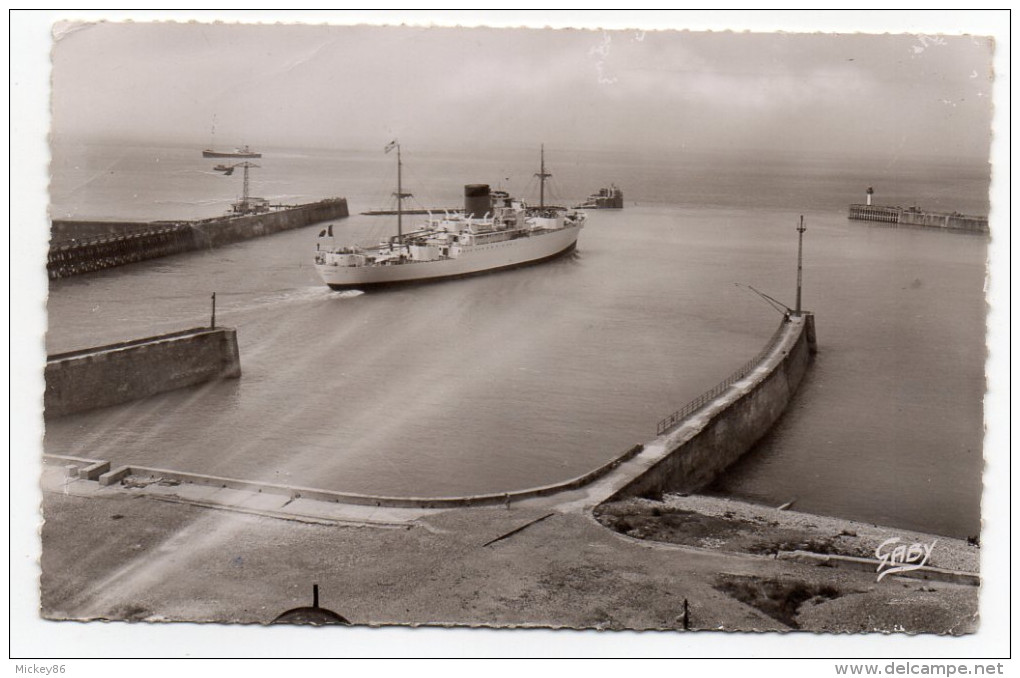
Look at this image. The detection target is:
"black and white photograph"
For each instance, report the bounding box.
[11,10,1009,661]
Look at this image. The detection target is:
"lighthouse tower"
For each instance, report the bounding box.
[866,186,874,206]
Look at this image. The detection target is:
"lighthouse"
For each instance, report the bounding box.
[866,186,874,206]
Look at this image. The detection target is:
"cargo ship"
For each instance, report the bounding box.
[202,145,261,159]
[575,184,623,209]
[314,144,585,290]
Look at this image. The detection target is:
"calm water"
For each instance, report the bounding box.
[45,142,988,538]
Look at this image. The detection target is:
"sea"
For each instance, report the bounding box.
[44,141,990,539]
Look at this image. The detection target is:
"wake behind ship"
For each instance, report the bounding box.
[314,144,585,290]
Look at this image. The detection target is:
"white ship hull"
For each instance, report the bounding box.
[316,223,582,289]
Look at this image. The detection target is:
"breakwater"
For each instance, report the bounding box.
[44,327,241,418]
[607,313,816,501]
[49,315,816,512]
[848,204,988,233]
[48,198,349,279]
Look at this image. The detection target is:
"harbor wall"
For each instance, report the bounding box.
[897,210,989,231]
[44,327,241,418]
[187,199,349,249]
[52,316,817,510]
[51,220,169,241]
[848,203,988,234]
[47,225,197,277]
[48,198,349,279]
[608,313,816,501]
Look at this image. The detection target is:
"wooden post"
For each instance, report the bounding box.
[211,292,216,328]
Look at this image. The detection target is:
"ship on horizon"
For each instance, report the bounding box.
[314,143,585,290]
[202,145,262,159]
[575,184,623,209]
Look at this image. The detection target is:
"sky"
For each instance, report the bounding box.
[49,20,994,160]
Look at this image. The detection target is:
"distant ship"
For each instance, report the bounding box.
[314,144,585,290]
[575,184,623,209]
[202,145,261,158]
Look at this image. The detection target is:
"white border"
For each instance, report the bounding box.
[9,10,1011,663]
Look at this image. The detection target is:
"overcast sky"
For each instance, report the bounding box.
[50,21,993,159]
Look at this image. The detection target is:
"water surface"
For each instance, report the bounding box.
[45,143,988,537]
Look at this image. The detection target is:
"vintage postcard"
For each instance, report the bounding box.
[12,10,1008,661]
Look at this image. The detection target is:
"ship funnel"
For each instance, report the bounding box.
[464,184,491,218]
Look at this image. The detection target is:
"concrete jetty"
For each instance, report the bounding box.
[44,326,241,418]
[609,313,815,500]
[48,198,349,279]
[848,203,988,233]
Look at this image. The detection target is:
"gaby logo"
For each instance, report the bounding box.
[875,537,937,582]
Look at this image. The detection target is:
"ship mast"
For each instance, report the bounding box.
[535,144,552,208]
[397,145,403,243]
[389,142,411,245]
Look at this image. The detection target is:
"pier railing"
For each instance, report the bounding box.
[848,203,901,223]
[656,318,791,436]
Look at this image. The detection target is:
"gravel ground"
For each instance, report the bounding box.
[595,493,979,573]
[40,489,979,634]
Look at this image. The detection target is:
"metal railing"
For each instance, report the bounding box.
[656,318,793,436]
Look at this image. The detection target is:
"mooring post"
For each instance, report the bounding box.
[210,292,216,328]
[795,216,806,317]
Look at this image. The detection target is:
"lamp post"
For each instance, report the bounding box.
[795,215,806,316]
